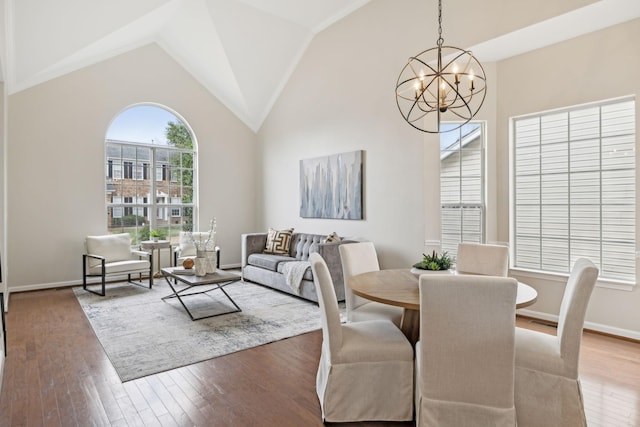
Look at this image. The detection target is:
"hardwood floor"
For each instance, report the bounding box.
[0,287,639,426]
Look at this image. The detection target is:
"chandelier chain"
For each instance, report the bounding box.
[437,0,444,47]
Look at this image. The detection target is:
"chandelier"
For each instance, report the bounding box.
[395,0,487,133]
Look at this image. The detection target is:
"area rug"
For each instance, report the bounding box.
[74,277,338,382]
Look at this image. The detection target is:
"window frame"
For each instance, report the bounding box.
[106,139,196,245]
[439,121,487,259]
[510,96,636,287]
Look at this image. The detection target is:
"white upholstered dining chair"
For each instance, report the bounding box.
[309,253,414,423]
[456,242,509,276]
[339,242,403,326]
[514,258,599,427]
[415,274,518,426]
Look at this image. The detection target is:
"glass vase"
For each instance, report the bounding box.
[195,250,207,276]
[205,233,217,274]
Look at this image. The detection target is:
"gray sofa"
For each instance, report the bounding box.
[241,232,353,303]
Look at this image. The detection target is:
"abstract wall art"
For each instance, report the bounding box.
[300,150,363,220]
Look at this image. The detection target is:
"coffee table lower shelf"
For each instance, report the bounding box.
[161,267,241,321]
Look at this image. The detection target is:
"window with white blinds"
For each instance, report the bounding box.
[440,122,485,258]
[512,97,636,283]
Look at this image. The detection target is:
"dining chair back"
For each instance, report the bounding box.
[310,253,414,423]
[514,258,599,427]
[416,274,518,426]
[339,242,403,326]
[456,242,509,276]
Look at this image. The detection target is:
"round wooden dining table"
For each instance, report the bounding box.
[348,269,538,344]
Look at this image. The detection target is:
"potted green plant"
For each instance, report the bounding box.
[413,250,453,271]
[150,229,161,242]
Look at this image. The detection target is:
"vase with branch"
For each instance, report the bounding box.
[187,218,217,275]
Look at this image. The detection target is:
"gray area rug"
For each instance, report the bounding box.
[74,277,336,382]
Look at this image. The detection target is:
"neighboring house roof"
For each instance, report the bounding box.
[440,126,482,162]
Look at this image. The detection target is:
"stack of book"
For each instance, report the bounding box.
[172,267,195,276]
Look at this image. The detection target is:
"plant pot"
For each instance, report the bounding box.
[410,267,455,277]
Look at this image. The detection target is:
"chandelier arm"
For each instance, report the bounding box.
[440,48,474,71]
[408,56,439,76]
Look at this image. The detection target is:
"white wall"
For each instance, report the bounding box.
[259,1,425,268]
[6,43,258,291]
[496,18,640,337]
[258,1,640,337]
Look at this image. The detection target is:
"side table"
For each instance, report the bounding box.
[141,240,172,278]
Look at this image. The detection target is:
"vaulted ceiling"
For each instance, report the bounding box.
[5,0,369,131]
[4,0,640,132]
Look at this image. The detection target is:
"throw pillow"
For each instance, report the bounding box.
[264,228,294,255]
[323,231,342,243]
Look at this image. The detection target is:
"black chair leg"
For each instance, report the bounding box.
[149,252,154,288]
[82,254,88,291]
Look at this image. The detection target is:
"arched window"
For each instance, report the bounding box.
[105,104,196,245]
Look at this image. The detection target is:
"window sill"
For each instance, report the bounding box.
[509,268,635,292]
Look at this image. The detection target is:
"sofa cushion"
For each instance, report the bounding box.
[265,228,294,255]
[248,253,296,271]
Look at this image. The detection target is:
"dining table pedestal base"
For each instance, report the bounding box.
[400,308,420,345]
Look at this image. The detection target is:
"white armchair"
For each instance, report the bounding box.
[174,231,220,269]
[82,233,153,296]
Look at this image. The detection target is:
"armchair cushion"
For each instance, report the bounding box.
[86,233,134,268]
[87,259,150,276]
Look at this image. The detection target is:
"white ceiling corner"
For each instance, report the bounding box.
[5,0,639,132]
[6,0,371,132]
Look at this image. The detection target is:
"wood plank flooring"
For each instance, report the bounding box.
[0,287,639,426]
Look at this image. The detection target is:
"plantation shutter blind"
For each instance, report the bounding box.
[513,98,635,283]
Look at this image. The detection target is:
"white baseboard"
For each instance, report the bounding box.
[221,263,241,269]
[10,278,100,294]
[0,353,4,394]
[517,308,640,341]
[8,266,242,295]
